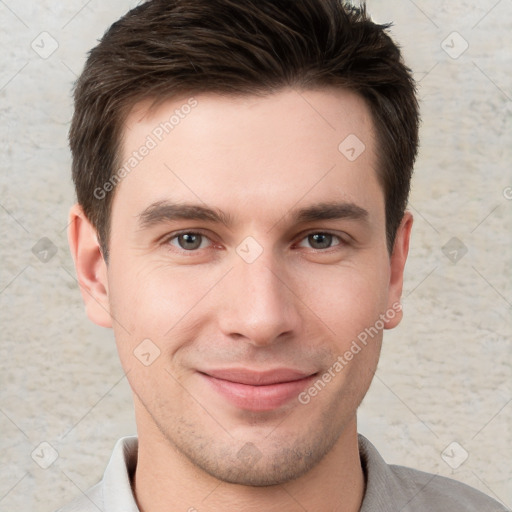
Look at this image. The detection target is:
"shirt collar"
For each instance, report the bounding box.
[358,434,408,511]
[102,436,139,512]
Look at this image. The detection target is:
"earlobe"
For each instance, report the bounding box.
[67,204,113,328]
[384,211,413,330]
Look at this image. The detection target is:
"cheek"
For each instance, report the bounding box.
[107,261,220,359]
[293,260,390,342]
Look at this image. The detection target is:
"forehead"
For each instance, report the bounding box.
[113,87,383,225]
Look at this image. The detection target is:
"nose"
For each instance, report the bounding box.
[217,255,302,347]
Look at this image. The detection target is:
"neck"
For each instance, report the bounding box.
[133,415,364,512]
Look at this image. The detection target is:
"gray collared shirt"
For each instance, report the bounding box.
[57,435,509,511]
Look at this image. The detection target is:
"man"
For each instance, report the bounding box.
[61,0,508,511]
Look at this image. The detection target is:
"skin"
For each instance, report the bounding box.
[69,87,412,512]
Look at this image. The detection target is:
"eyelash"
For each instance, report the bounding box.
[162,230,347,253]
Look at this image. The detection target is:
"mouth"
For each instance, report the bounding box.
[198,368,318,412]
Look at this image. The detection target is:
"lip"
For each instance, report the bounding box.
[198,368,318,411]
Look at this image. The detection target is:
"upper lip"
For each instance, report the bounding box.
[200,368,316,386]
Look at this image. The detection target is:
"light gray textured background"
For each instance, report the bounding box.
[1,1,511,511]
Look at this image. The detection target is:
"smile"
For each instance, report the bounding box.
[198,368,318,412]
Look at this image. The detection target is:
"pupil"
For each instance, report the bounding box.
[310,233,331,249]
[179,233,201,250]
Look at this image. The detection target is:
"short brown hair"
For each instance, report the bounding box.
[70,0,419,260]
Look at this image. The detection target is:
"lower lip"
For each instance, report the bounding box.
[200,373,317,412]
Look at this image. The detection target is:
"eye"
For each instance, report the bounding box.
[297,232,342,250]
[168,232,211,251]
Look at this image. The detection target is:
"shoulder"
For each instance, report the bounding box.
[54,436,138,512]
[389,464,508,512]
[358,434,509,512]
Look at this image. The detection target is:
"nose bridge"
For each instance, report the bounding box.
[218,251,300,345]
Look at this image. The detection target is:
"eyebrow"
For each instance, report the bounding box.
[293,201,369,224]
[137,201,233,229]
[137,200,369,230]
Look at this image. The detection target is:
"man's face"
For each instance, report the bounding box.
[99,88,409,485]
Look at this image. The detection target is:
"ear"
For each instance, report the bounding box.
[67,204,112,328]
[384,211,413,330]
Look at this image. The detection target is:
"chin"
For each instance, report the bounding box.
[162,413,344,487]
